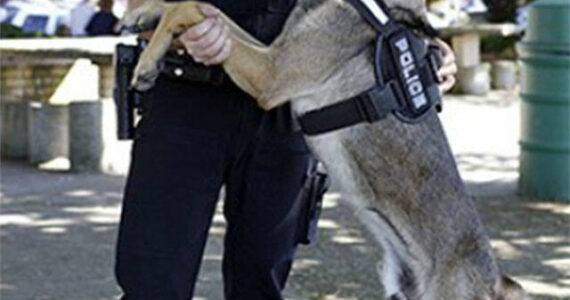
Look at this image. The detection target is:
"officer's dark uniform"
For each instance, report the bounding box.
[114,0,314,299]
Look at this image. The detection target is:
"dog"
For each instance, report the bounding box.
[120,0,530,299]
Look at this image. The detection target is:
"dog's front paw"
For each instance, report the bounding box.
[120,1,165,33]
[131,60,161,92]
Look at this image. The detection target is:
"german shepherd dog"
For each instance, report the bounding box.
[120,0,530,299]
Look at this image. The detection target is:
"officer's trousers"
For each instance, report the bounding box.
[115,76,312,300]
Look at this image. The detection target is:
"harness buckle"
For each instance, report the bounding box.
[355,89,382,123]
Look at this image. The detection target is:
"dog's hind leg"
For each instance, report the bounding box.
[381,247,407,299]
[357,208,420,300]
[380,243,422,300]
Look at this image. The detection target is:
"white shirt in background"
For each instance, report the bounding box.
[69,1,96,36]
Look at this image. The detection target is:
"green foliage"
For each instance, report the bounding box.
[480,0,539,23]
[0,23,50,39]
[481,35,520,59]
[483,0,518,22]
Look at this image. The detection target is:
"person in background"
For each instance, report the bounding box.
[69,0,96,36]
[85,0,119,36]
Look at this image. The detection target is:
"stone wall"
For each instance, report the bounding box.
[1,64,72,102]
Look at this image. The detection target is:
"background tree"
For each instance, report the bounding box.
[484,0,518,22]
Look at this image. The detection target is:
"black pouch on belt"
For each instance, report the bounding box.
[297,159,330,245]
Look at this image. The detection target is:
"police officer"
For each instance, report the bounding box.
[114,0,458,299]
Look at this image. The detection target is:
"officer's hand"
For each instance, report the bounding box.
[432,38,457,94]
[179,4,232,66]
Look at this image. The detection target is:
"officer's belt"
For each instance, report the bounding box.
[297,0,443,136]
[138,39,225,86]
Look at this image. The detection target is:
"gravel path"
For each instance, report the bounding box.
[1,91,568,300]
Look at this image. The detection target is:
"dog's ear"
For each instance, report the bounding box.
[495,276,531,300]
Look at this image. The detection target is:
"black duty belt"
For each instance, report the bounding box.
[298,0,444,136]
[137,40,225,86]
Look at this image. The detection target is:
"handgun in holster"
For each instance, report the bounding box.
[113,44,144,140]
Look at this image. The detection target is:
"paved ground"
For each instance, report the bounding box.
[1,91,569,300]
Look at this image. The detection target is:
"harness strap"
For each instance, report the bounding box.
[297,0,444,136]
[298,65,442,135]
[345,0,397,34]
[298,82,401,135]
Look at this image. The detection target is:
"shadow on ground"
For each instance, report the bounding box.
[477,198,570,300]
[1,161,125,300]
[1,160,568,300]
[0,161,384,300]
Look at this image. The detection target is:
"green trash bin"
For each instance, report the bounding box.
[518,0,570,201]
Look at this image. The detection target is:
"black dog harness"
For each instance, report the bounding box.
[298,0,444,136]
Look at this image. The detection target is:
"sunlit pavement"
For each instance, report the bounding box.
[1,91,569,300]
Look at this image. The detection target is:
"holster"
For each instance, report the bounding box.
[297,159,330,245]
[114,44,145,140]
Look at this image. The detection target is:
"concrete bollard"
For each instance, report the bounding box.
[27,102,69,164]
[1,101,29,160]
[100,99,133,174]
[69,101,103,172]
[456,63,491,95]
[492,60,517,90]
